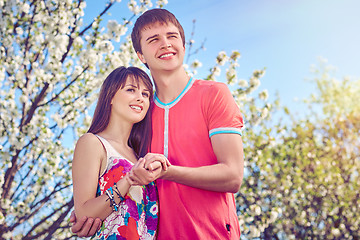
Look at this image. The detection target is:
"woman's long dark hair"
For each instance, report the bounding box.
[88,66,153,158]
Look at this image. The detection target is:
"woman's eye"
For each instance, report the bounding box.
[142,92,149,97]
[127,88,135,92]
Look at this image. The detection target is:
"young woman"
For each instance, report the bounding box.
[72,66,169,239]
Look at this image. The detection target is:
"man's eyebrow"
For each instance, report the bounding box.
[145,32,179,41]
[167,32,179,35]
[146,34,159,41]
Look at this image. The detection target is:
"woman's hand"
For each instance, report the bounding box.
[128,158,162,185]
[143,153,171,171]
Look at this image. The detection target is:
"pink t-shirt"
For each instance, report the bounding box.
[151,78,243,239]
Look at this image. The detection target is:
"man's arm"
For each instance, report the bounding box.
[137,133,244,193]
[161,133,243,193]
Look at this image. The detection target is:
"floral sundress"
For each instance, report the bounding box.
[91,135,158,240]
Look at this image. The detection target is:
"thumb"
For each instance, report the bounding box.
[69,210,76,222]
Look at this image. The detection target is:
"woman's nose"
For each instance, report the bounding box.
[136,92,144,102]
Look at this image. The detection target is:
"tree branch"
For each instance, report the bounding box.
[21,82,49,127]
[39,66,89,106]
[23,199,74,239]
[79,1,115,36]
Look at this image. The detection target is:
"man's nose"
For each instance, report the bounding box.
[160,38,172,49]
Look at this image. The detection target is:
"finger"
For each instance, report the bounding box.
[150,156,168,170]
[69,210,76,223]
[144,160,153,170]
[77,217,94,237]
[126,175,137,185]
[128,171,142,185]
[134,158,145,169]
[87,218,102,236]
[148,161,161,171]
[160,158,168,171]
[145,160,155,170]
[143,153,157,164]
[144,155,161,169]
[138,158,146,167]
[71,215,87,234]
[165,158,171,167]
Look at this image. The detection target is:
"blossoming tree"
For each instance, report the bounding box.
[0,0,162,238]
[237,62,360,239]
[0,0,268,238]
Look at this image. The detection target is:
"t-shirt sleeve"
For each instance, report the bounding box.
[205,82,244,137]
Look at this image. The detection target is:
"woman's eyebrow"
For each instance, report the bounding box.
[125,84,138,87]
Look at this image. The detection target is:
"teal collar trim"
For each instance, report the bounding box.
[154,77,194,108]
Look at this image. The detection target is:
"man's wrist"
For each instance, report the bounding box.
[160,165,173,180]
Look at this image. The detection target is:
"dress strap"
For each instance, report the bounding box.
[94,135,120,160]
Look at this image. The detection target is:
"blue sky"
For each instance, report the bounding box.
[85,0,360,114]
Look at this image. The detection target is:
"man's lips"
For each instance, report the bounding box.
[159,52,175,59]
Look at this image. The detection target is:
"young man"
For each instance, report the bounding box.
[71,8,244,239]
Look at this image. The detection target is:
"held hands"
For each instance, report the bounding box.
[128,153,171,185]
[144,153,171,171]
[70,154,170,237]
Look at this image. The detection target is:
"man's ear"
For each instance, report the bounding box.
[137,51,146,64]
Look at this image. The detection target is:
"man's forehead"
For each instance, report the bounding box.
[141,21,177,33]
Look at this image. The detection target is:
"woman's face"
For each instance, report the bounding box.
[111,76,151,124]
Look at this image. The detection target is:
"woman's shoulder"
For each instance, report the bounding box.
[75,132,102,150]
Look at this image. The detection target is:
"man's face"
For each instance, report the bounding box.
[137,22,185,73]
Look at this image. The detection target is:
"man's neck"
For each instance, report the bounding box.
[151,68,190,104]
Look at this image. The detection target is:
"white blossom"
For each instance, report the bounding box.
[21,2,31,14]
[156,0,168,7]
[250,76,260,87]
[259,89,269,101]
[238,79,249,88]
[216,51,228,66]
[269,210,279,223]
[212,66,221,76]
[248,225,261,238]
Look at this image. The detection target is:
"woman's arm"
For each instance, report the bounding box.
[72,133,131,220]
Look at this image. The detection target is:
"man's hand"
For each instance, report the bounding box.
[144,153,171,171]
[70,210,102,237]
[129,158,163,185]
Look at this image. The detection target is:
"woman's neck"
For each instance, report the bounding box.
[98,120,138,163]
[100,117,132,148]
